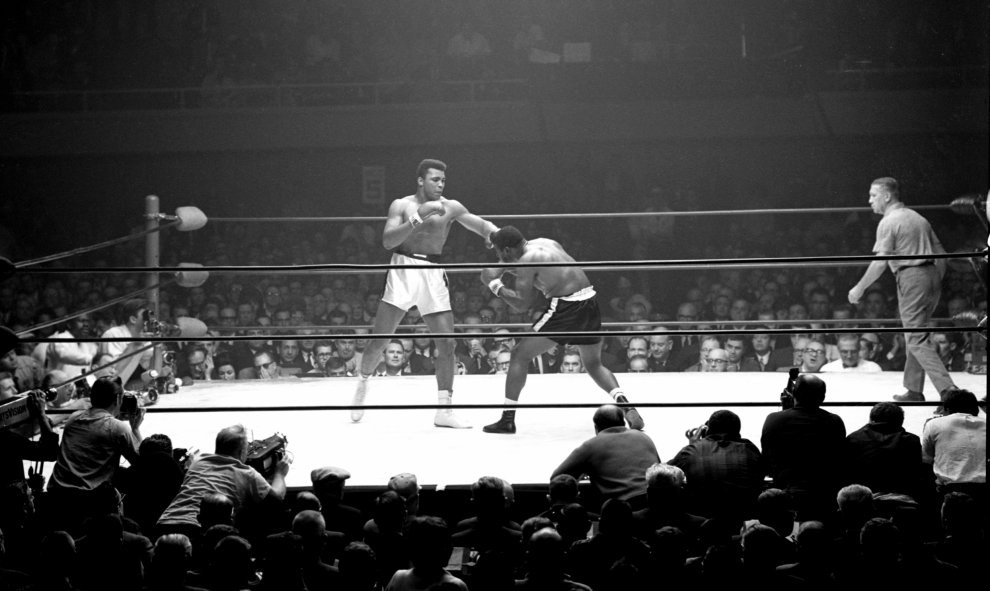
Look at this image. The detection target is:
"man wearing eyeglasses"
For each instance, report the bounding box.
[798,340,828,373]
[703,348,730,373]
[252,348,282,380]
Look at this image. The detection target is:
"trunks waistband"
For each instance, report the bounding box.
[552,286,596,302]
[392,249,444,263]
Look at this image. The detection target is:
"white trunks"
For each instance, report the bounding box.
[381,252,451,316]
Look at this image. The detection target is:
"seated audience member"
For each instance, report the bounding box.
[252,347,284,379]
[774,521,836,587]
[202,534,256,591]
[740,524,790,584]
[921,388,986,505]
[741,329,790,372]
[388,472,421,518]
[723,335,747,372]
[0,346,44,391]
[567,498,652,591]
[739,488,797,564]
[646,332,677,372]
[74,512,153,591]
[930,492,986,583]
[385,516,468,590]
[338,541,379,591]
[631,463,705,541]
[832,484,878,574]
[558,349,584,373]
[214,353,237,380]
[534,474,583,526]
[845,402,929,501]
[761,374,846,523]
[551,404,660,508]
[669,410,764,524]
[31,530,77,591]
[116,433,185,537]
[376,340,409,376]
[310,465,364,542]
[197,493,235,531]
[363,490,410,588]
[274,340,307,376]
[932,330,968,372]
[144,533,205,591]
[684,336,721,372]
[157,424,289,539]
[292,510,340,591]
[820,333,882,372]
[255,532,308,591]
[798,339,828,373]
[517,528,592,591]
[333,330,364,375]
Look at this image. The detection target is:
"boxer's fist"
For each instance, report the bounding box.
[417,201,446,220]
[480,268,502,284]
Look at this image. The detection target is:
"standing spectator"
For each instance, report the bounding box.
[157,424,289,540]
[921,388,986,506]
[761,375,846,523]
[821,334,883,372]
[47,376,144,535]
[848,177,956,402]
[551,404,660,508]
[669,410,765,523]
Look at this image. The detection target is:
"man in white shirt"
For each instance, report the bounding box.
[821,334,882,373]
[100,299,154,387]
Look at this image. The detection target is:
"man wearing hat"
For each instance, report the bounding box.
[311,465,364,542]
[388,472,421,518]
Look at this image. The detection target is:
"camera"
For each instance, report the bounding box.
[246,433,288,480]
[118,389,158,419]
[780,367,800,410]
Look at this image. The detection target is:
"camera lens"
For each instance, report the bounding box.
[42,387,59,402]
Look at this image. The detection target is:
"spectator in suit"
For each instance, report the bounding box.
[741,328,790,371]
[646,332,677,372]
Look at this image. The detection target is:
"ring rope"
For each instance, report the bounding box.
[13,250,984,275]
[41,400,934,415]
[17,279,174,338]
[15,219,180,268]
[20,325,985,345]
[209,204,953,224]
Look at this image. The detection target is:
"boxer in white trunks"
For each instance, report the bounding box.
[351,159,499,428]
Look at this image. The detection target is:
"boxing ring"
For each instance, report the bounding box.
[7,196,988,491]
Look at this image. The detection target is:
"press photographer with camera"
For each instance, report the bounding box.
[0,383,59,562]
[46,375,144,535]
[156,424,289,541]
[99,298,154,388]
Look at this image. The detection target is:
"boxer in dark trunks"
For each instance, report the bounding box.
[480,226,645,434]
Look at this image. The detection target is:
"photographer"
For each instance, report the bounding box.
[668,410,764,524]
[0,386,58,562]
[46,375,144,535]
[156,424,289,541]
[99,298,154,388]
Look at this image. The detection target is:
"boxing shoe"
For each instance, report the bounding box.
[434,408,472,429]
[435,392,471,429]
[615,395,645,430]
[482,416,517,434]
[351,378,368,422]
[893,390,925,402]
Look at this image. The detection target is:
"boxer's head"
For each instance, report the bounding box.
[491,226,527,262]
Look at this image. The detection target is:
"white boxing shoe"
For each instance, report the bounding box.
[434,408,472,429]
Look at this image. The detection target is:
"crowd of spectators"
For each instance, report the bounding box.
[1,0,985,99]
[0,376,985,589]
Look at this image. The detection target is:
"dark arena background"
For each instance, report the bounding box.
[1,1,987,589]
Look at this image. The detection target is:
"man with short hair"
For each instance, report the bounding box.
[703,348,730,373]
[623,337,649,372]
[481,226,644,434]
[551,404,660,507]
[157,424,289,538]
[332,330,364,375]
[46,313,98,379]
[559,350,584,374]
[684,336,721,372]
[798,339,828,373]
[0,348,43,392]
[669,409,765,522]
[741,328,790,372]
[47,376,144,534]
[723,335,747,371]
[848,177,956,402]
[932,331,967,372]
[845,402,927,501]
[761,375,846,522]
[921,388,986,504]
[252,347,283,380]
[821,334,882,372]
[670,302,701,370]
[376,340,409,376]
[646,332,676,372]
[352,158,499,429]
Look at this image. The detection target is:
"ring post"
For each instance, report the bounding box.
[145,195,162,374]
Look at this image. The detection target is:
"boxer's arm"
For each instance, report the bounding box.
[382,199,414,250]
[450,201,499,245]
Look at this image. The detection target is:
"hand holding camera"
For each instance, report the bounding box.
[685,424,708,442]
